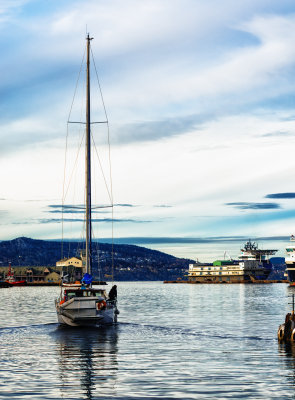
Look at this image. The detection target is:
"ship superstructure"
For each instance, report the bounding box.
[238,240,277,280]
[187,240,277,283]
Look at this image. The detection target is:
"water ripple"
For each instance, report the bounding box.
[0,282,293,399]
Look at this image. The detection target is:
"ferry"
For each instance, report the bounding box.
[285,235,295,285]
[187,240,277,283]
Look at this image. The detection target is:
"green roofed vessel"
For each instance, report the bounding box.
[187,240,277,283]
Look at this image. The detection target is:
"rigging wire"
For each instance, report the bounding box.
[91,135,100,284]
[91,132,113,283]
[62,47,86,260]
[69,74,87,261]
[61,42,114,283]
[91,47,115,284]
[92,230,102,284]
[91,131,112,203]
[63,132,85,203]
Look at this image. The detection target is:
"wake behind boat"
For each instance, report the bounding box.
[55,34,118,327]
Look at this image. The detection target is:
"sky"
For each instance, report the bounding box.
[1,0,295,260]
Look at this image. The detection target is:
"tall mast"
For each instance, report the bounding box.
[85,33,93,275]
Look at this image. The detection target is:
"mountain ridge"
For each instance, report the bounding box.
[0,237,193,281]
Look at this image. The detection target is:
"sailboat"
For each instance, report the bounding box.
[55,34,118,327]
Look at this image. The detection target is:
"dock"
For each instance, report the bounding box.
[0,281,107,288]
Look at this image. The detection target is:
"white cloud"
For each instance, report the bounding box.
[103,13,295,118]
[0,0,30,15]
[1,0,295,249]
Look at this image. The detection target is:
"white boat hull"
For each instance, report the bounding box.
[55,297,118,327]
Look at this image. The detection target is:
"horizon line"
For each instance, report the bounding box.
[2,235,292,245]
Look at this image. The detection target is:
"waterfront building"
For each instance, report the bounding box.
[0,266,61,283]
[56,256,83,268]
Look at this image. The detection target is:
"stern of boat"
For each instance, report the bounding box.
[55,296,117,327]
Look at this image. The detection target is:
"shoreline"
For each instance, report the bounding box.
[164,279,289,284]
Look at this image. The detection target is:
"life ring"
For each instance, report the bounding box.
[96,300,107,310]
[278,325,285,341]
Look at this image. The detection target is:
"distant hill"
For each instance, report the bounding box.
[0,237,194,281]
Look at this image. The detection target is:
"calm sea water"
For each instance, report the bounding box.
[1,282,295,399]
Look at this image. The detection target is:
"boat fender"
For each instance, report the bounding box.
[290,328,295,341]
[285,313,291,324]
[284,316,294,341]
[96,300,107,310]
[278,324,285,341]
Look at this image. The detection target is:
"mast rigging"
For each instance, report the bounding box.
[86,33,93,275]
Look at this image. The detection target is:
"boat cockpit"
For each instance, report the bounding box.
[64,288,107,301]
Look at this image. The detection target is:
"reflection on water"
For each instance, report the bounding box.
[53,326,118,399]
[278,342,295,389]
[3,283,295,399]
[278,341,295,358]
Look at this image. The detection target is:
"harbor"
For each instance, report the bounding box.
[0,238,291,286]
[0,281,294,399]
[1,1,295,399]
[164,278,288,284]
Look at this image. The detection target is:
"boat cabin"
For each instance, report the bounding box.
[63,288,107,301]
[64,288,107,299]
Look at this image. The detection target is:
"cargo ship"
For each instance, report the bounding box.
[187,240,277,283]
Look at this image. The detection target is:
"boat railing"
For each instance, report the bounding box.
[107,299,117,307]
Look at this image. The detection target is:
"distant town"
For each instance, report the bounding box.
[0,237,193,282]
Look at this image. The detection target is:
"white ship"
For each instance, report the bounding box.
[188,240,277,283]
[55,34,118,327]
